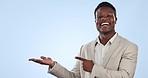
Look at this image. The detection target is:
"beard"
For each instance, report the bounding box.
[98,29,115,35]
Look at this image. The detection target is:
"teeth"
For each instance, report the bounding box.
[101,22,109,26]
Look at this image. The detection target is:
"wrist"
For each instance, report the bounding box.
[49,61,56,68]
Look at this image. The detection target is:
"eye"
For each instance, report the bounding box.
[97,16,103,19]
[107,15,114,18]
[107,14,115,18]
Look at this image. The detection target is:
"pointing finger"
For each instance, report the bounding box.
[75,57,87,61]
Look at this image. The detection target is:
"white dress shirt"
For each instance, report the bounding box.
[94,33,117,65]
[85,33,118,78]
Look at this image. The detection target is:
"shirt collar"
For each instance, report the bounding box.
[97,33,118,46]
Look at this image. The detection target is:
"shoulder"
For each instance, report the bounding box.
[83,39,97,47]
[117,34,138,48]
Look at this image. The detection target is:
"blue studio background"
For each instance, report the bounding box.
[0,0,147,78]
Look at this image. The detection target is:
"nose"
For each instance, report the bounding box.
[100,16,109,21]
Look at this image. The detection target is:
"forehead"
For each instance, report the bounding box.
[96,7,114,14]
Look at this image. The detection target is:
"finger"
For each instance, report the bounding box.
[29,57,43,62]
[40,56,46,59]
[33,59,43,64]
[46,57,52,60]
[29,58,36,61]
[75,57,87,61]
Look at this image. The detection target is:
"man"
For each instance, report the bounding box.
[29,1,138,78]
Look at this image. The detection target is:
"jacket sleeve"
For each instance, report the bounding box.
[91,44,138,78]
[48,61,81,78]
[47,46,84,78]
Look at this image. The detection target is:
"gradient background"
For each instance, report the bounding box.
[0,0,147,78]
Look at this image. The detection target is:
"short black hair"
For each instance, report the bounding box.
[94,1,117,19]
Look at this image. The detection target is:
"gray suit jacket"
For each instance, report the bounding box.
[48,34,138,78]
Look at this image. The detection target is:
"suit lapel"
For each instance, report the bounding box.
[102,35,121,67]
[89,39,98,62]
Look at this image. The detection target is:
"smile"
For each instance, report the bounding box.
[101,22,109,26]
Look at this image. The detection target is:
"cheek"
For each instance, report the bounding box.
[111,19,117,24]
[95,22,101,31]
[95,20,100,25]
[95,21,100,29]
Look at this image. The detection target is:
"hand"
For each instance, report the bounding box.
[75,57,94,72]
[29,56,55,67]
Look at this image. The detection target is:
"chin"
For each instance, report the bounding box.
[99,31,111,35]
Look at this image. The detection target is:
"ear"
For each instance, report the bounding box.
[115,17,117,24]
[95,19,97,23]
[116,17,117,21]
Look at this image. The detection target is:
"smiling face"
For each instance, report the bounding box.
[95,7,117,35]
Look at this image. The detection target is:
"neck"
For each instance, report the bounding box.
[99,31,116,45]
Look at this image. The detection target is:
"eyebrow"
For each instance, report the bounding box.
[96,12,114,16]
